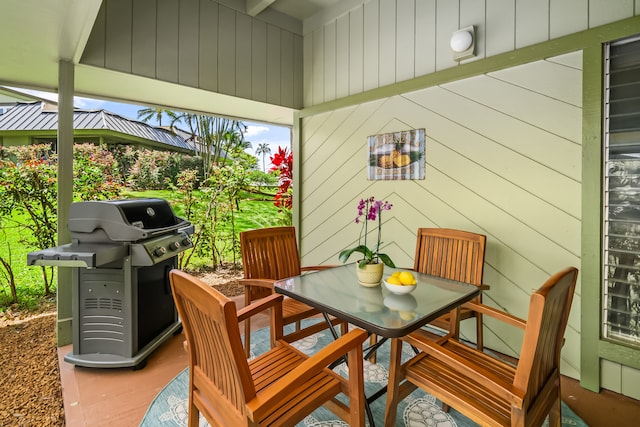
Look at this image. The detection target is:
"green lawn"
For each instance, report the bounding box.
[0,214,50,308]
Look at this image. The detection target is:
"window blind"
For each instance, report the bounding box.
[603,35,640,346]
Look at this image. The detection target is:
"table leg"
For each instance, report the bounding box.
[322,312,340,340]
[384,338,403,427]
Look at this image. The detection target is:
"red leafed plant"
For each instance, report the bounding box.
[269,146,293,211]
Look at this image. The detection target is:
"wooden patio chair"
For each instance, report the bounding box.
[169,269,368,427]
[411,227,488,348]
[385,266,579,427]
[240,226,345,357]
[368,228,486,362]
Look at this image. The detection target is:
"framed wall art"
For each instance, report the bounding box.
[367,129,425,180]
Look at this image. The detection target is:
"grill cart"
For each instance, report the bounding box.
[28,198,193,369]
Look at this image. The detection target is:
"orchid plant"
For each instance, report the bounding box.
[339,196,396,269]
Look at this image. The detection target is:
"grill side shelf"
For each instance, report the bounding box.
[27,243,128,268]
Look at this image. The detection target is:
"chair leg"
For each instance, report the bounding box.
[449,307,461,339]
[188,398,199,427]
[244,317,252,358]
[476,313,484,350]
[345,342,366,427]
[548,396,562,426]
[340,321,348,335]
[244,293,252,358]
[383,338,404,427]
[368,334,378,364]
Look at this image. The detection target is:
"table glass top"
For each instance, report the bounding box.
[274,263,480,338]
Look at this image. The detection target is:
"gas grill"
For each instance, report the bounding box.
[28,198,193,369]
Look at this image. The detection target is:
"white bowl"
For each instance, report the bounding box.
[383,279,416,295]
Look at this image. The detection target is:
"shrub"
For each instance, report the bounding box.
[125,147,202,190]
[74,143,122,200]
[0,146,58,295]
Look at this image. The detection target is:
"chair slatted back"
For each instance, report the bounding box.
[170,270,255,426]
[240,226,302,280]
[413,228,486,286]
[515,267,578,409]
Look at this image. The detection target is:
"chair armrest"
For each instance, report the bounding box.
[247,329,368,413]
[462,301,526,330]
[237,293,283,323]
[301,265,338,272]
[419,338,525,407]
[238,278,275,290]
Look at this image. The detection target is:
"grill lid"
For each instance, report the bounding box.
[68,198,188,242]
[102,198,179,229]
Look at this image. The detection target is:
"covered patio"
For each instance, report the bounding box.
[2,0,640,425]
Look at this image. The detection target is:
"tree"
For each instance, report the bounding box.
[0,146,58,295]
[255,142,271,172]
[0,229,18,305]
[170,112,247,180]
[137,107,170,126]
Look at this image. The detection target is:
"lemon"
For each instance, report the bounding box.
[399,271,416,285]
[390,271,401,278]
[386,276,401,285]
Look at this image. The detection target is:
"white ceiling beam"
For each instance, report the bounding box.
[247,0,275,17]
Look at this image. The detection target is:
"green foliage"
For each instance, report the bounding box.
[74,143,122,200]
[0,228,18,305]
[127,149,171,190]
[137,107,172,127]
[0,145,58,295]
[0,143,140,308]
[167,147,258,270]
[123,146,202,190]
[0,218,48,308]
[0,137,288,310]
[249,169,278,188]
[168,113,247,180]
[0,147,58,250]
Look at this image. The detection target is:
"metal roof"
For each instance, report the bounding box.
[0,102,194,152]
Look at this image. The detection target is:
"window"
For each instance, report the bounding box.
[603,35,640,346]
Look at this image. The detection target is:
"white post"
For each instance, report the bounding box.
[56,60,74,346]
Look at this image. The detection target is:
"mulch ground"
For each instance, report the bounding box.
[0,269,243,427]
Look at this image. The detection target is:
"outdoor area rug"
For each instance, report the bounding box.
[140,322,588,427]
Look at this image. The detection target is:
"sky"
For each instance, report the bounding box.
[11,87,291,172]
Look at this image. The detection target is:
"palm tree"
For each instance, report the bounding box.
[137,107,168,126]
[255,143,271,172]
[170,112,247,179]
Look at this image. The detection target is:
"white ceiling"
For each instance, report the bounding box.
[262,0,342,20]
[0,0,341,127]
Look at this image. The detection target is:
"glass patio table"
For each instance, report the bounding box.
[274,263,481,427]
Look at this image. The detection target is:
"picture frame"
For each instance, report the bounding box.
[367,129,425,180]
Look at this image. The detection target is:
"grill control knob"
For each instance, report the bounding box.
[153,247,167,257]
[169,241,180,251]
[182,237,192,247]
